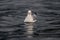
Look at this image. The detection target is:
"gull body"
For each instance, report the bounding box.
[24,10,37,23]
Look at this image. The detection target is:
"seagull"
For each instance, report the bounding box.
[24,10,37,23]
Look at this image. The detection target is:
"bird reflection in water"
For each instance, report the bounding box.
[24,22,35,38]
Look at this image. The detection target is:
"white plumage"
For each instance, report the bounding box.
[24,10,37,22]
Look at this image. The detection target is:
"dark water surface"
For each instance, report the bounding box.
[0,0,60,40]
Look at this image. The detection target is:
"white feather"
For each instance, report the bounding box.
[24,10,37,22]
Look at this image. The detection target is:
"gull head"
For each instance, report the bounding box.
[28,10,32,13]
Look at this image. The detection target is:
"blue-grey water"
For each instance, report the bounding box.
[0,0,60,40]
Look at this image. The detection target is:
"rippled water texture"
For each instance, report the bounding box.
[0,0,60,40]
